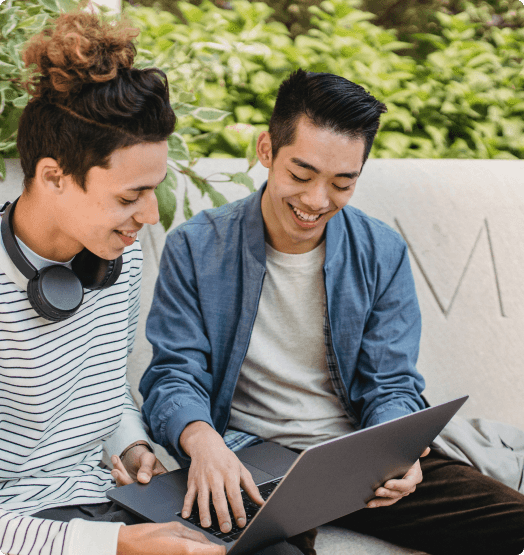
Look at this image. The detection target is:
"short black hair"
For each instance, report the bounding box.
[268,69,387,164]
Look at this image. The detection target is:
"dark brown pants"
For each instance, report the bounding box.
[329,451,524,555]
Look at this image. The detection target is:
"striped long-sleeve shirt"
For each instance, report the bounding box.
[0,210,149,555]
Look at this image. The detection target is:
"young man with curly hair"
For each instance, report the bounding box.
[0,10,226,555]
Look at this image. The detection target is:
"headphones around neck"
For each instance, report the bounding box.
[1,198,123,322]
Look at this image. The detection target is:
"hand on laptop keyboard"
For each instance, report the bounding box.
[179,422,265,534]
[178,480,281,543]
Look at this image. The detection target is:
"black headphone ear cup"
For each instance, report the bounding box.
[72,249,123,290]
[98,254,123,289]
[26,266,84,322]
[27,277,60,321]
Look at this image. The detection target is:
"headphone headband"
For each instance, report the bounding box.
[1,199,38,280]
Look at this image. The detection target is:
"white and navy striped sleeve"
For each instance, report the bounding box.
[102,244,150,458]
[0,509,123,555]
[102,379,151,459]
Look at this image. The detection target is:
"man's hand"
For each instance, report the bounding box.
[367,447,431,508]
[117,521,226,555]
[180,422,264,534]
[111,444,167,486]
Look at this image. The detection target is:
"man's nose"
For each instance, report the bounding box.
[135,190,160,226]
[301,182,330,211]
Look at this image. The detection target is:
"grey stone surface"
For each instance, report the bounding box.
[315,527,427,555]
[3,157,524,554]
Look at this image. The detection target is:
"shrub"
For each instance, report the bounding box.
[124,0,524,160]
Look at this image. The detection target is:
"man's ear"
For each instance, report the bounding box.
[34,158,66,194]
[256,131,273,169]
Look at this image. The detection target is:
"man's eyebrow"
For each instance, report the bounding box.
[290,158,360,179]
[126,172,168,191]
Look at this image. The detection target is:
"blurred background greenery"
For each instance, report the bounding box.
[121,0,524,160]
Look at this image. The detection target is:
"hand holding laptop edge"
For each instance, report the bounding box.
[368,446,431,508]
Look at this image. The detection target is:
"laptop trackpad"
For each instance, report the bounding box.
[242,462,274,485]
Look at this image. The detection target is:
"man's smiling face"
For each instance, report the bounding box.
[259,115,366,254]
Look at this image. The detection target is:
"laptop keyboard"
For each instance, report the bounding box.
[176,478,282,543]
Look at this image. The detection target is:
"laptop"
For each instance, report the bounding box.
[107,396,467,554]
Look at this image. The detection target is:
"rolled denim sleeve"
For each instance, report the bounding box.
[139,228,215,462]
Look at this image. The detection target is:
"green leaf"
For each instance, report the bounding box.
[177,91,196,103]
[155,170,177,231]
[192,107,230,123]
[246,131,258,170]
[181,166,228,207]
[173,102,198,117]
[183,187,193,221]
[168,132,190,161]
[2,18,17,37]
[220,171,255,192]
[12,92,28,109]
[0,60,16,72]
[56,0,79,11]
[39,0,60,12]
[0,154,5,181]
[205,185,228,208]
[0,107,22,142]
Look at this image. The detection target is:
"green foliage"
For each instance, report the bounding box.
[0,0,255,231]
[0,0,76,172]
[128,0,293,158]
[125,0,524,160]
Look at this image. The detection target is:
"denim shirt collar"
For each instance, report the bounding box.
[243,180,346,269]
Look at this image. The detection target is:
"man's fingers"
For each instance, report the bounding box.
[179,538,226,555]
[211,486,232,533]
[374,486,405,499]
[421,447,431,457]
[136,451,156,484]
[181,483,197,520]
[367,495,403,508]
[170,521,216,544]
[153,458,168,476]
[168,526,226,555]
[225,477,247,528]
[196,487,212,529]
[240,468,264,506]
[111,455,133,487]
[111,468,133,486]
[383,461,422,492]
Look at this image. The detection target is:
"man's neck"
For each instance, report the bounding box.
[11,192,81,263]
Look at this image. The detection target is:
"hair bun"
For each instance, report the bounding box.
[23,10,139,102]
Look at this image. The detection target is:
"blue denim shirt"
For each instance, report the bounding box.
[140,185,426,460]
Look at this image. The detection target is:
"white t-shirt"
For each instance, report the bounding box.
[230,241,355,450]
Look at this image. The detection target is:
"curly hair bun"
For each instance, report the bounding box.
[23,10,139,102]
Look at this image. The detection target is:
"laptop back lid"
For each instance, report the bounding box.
[228,396,468,555]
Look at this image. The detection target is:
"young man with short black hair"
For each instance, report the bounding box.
[141,69,524,555]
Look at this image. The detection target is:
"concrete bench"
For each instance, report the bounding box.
[3,157,523,554]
